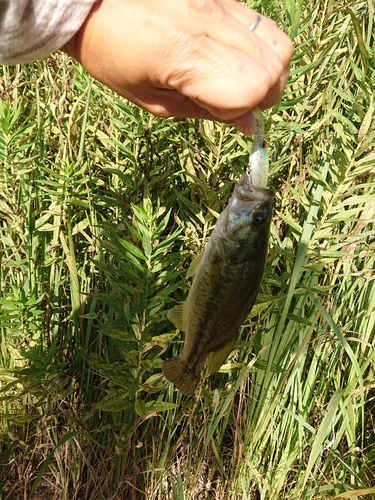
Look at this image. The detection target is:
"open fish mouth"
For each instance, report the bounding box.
[237,173,274,200]
[230,173,274,218]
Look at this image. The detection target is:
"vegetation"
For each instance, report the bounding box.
[1,1,374,498]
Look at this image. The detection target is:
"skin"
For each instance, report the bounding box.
[62,0,293,135]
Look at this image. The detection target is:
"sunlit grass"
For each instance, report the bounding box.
[1,1,375,499]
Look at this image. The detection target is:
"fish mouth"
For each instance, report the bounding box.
[234,173,274,206]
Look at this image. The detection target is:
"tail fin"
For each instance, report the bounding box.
[162,357,200,396]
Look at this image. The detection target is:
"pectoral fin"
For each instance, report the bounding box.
[207,337,236,375]
[167,303,185,331]
[187,251,204,278]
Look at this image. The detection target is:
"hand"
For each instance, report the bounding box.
[63,0,293,135]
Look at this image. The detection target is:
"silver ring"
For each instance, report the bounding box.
[249,15,261,31]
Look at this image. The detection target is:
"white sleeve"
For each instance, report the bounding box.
[0,0,96,65]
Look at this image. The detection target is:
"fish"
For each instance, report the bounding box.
[162,173,274,396]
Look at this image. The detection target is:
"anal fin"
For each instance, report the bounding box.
[207,337,236,375]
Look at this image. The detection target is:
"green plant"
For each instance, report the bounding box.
[1,1,375,498]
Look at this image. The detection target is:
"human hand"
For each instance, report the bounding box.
[63,0,293,135]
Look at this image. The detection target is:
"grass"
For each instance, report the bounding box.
[0,0,375,498]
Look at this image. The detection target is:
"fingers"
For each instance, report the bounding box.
[127,86,258,135]
[158,35,288,122]
[190,0,293,89]
[154,0,293,123]
[209,0,293,69]
[160,36,273,116]
[65,0,293,136]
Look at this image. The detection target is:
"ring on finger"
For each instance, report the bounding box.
[249,15,261,31]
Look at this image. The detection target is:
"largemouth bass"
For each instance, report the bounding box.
[162,173,274,396]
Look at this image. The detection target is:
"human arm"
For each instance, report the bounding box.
[1,0,293,136]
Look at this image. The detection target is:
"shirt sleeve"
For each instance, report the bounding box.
[0,0,96,65]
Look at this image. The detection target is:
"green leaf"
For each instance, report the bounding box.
[92,390,133,412]
[135,399,147,418]
[118,237,146,261]
[303,389,344,488]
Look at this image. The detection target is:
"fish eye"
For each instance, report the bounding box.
[253,215,265,226]
[252,209,269,226]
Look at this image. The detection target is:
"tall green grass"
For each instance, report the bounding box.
[1,1,374,499]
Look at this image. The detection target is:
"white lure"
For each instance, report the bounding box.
[247,107,269,189]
